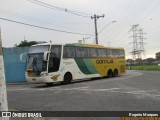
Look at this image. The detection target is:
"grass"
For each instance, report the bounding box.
[127,65,160,71]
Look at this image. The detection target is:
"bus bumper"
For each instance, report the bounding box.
[26,76,49,83]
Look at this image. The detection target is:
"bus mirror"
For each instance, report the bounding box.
[20,53,27,62]
[43,52,50,61]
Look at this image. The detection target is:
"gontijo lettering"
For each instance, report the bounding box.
[96,60,113,64]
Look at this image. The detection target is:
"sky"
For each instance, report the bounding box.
[0,0,160,59]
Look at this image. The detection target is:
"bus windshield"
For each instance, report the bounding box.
[26,45,49,74]
[26,53,47,72]
[29,45,49,53]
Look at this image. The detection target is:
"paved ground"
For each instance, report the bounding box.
[6,70,160,120]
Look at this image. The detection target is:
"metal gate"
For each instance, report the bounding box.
[3,47,29,83]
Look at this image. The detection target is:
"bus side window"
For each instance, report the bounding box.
[117,50,120,57]
[106,49,112,57]
[97,49,102,57]
[63,46,76,58]
[98,49,107,57]
[76,47,88,58]
[88,48,98,58]
[50,45,61,58]
[112,50,120,57]
[63,47,68,58]
[48,45,61,72]
[120,50,125,58]
[112,50,116,57]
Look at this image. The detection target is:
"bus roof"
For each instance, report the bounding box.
[65,43,124,50]
[31,42,124,50]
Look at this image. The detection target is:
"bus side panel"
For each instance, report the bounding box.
[60,58,101,81]
[91,58,126,76]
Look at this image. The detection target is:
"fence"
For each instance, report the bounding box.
[3,47,29,83]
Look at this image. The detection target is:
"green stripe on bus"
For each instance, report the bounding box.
[74,58,98,74]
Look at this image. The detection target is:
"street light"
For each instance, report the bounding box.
[78,37,91,43]
[83,37,91,43]
[98,21,116,34]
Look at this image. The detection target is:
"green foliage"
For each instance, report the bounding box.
[146,57,155,64]
[126,59,134,63]
[15,40,38,47]
[127,65,160,71]
[156,52,160,61]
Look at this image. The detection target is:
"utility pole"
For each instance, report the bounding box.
[0,29,2,55]
[0,28,9,120]
[91,14,105,44]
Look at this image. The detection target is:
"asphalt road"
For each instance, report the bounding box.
[6,70,160,120]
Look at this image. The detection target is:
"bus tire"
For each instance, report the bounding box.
[113,69,118,77]
[63,72,72,84]
[107,69,113,78]
[46,83,53,86]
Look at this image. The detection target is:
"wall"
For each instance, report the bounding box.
[3,47,29,83]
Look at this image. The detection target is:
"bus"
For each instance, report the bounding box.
[24,43,126,85]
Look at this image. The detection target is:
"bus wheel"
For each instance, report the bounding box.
[113,69,118,77]
[107,69,113,78]
[63,72,72,84]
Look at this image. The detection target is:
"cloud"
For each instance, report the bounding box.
[0,0,160,58]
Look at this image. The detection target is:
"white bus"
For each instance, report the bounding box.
[24,43,126,85]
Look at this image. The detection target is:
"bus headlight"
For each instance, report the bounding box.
[41,73,48,76]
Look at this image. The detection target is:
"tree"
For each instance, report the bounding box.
[146,57,155,64]
[15,40,38,47]
[142,59,147,64]
[126,59,134,63]
[155,52,160,61]
[134,58,143,65]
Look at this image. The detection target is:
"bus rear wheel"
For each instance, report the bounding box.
[107,69,113,78]
[63,72,72,84]
[113,69,118,77]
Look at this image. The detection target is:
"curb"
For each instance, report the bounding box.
[6,82,42,86]
[6,82,28,85]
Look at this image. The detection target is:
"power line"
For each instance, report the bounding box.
[33,0,92,16]
[98,21,116,34]
[0,9,68,28]
[27,0,91,18]
[102,0,151,43]
[109,0,157,46]
[0,17,93,36]
[0,9,90,32]
[0,9,91,25]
